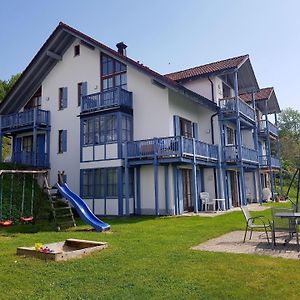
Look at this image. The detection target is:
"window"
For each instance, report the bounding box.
[82,169,93,197]
[95,169,105,198]
[74,45,80,56]
[24,86,42,110]
[78,82,83,106]
[58,130,67,153]
[101,54,127,91]
[107,168,117,197]
[222,82,231,98]
[180,117,193,138]
[226,127,235,145]
[122,115,133,142]
[81,168,119,198]
[23,136,33,152]
[58,87,68,110]
[83,114,120,145]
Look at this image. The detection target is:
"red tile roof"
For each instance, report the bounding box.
[165,55,249,81]
[239,87,274,102]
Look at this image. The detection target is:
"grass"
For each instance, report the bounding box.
[1,203,300,300]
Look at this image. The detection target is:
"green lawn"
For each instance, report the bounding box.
[1,205,300,300]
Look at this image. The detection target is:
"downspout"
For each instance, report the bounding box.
[208,76,218,197]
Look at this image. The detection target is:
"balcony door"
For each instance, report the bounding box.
[182,169,193,212]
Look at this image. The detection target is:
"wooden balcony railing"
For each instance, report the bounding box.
[259,155,281,168]
[127,136,218,162]
[81,87,133,113]
[219,97,255,122]
[224,145,258,164]
[258,120,279,137]
[1,109,50,131]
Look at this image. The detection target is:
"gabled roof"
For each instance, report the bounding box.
[239,87,274,102]
[0,22,217,114]
[165,55,249,81]
[240,87,280,114]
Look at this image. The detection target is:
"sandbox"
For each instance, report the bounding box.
[16,238,108,261]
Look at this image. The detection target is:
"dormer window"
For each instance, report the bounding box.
[74,45,80,56]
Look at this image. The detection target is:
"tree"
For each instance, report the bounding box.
[0,73,21,160]
[0,73,21,102]
[278,108,300,141]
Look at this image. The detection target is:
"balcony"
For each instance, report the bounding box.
[219,97,255,123]
[13,152,49,168]
[224,145,258,164]
[258,120,279,138]
[127,136,218,163]
[1,109,50,133]
[81,87,133,113]
[259,155,281,169]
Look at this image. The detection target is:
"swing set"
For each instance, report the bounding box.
[0,170,48,227]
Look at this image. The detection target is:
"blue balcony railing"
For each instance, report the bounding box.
[219,97,255,122]
[81,87,133,113]
[13,152,49,168]
[259,155,281,168]
[258,120,279,137]
[1,109,50,131]
[127,136,218,162]
[224,145,258,163]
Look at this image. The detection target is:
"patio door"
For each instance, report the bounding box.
[229,171,239,207]
[182,169,193,212]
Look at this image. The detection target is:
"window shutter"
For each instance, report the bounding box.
[62,130,67,152]
[173,115,180,136]
[81,82,88,96]
[63,87,68,108]
[192,122,199,140]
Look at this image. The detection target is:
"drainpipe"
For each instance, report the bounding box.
[208,76,215,103]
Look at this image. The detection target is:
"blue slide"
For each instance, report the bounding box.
[56,182,110,232]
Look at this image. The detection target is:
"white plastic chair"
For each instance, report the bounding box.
[262,187,271,202]
[200,192,215,211]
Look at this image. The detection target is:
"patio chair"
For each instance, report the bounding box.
[241,205,271,244]
[262,187,271,202]
[200,192,215,211]
[271,208,298,249]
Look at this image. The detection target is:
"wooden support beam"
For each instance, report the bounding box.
[46,50,62,61]
[164,165,170,215]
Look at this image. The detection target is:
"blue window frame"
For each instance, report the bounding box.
[59,87,68,110]
[101,54,127,91]
[58,130,67,153]
[81,168,119,198]
[82,113,132,146]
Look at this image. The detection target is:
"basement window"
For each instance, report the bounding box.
[74,45,80,56]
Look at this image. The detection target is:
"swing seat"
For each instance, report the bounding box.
[0,220,13,227]
[20,216,34,223]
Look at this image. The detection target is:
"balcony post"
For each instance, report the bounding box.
[124,142,130,216]
[154,138,159,216]
[0,116,2,163]
[264,100,275,200]
[192,138,198,212]
[234,70,246,205]
[33,108,38,167]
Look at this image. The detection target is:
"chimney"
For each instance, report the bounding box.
[116,42,127,56]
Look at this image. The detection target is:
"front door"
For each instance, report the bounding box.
[182,169,193,212]
[229,171,239,207]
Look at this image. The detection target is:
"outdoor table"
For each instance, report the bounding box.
[214,199,225,211]
[274,212,300,251]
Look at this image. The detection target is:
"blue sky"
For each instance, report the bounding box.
[1,0,299,110]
